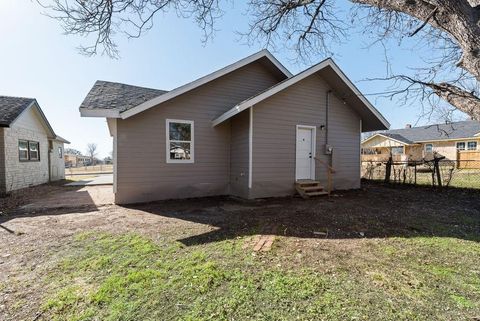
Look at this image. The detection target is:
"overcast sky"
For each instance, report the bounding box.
[0,0,467,158]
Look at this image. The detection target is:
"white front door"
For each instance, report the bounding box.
[296,126,315,180]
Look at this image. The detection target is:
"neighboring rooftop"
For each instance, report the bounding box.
[80,81,168,113]
[381,132,415,145]
[0,96,35,126]
[373,120,480,144]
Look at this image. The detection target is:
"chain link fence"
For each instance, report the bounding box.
[361,159,480,189]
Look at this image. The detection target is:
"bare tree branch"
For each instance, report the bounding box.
[37,0,480,120]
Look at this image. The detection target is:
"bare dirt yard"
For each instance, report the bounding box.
[0,182,479,320]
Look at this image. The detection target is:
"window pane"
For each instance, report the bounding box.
[58,147,63,158]
[467,142,477,150]
[19,141,28,160]
[29,142,39,160]
[169,122,191,141]
[391,147,403,155]
[425,144,433,152]
[169,142,191,160]
[456,142,465,150]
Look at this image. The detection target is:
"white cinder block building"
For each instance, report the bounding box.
[0,96,69,194]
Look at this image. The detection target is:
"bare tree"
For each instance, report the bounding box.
[86,143,98,165]
[65,147,81,155]
[38,0,480,119]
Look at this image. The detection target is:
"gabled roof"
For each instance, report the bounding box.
[0,95,67,141]
[80,81,168,118]
[80,50,292,119]
[363,120,480,145]
[0,96,36,127]
[212,58,389,131]
[54,135,70,144]
[361,133,413,147]
[381,133,414,144]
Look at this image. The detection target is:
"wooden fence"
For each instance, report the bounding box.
[457,151,480,169]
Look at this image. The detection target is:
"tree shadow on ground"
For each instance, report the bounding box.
[0,182,106,226]
[124,182,480,245]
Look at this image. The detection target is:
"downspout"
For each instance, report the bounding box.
[48,140,52,182]
[325,90,331,147]
[325,90,333,168]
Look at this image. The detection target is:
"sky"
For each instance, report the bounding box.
[0,0,467,158]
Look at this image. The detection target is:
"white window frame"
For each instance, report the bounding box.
[467,141,477,151]
[424,143,434,153]
[166,119,194,164]
[456,141,466,151]
[18,140,29,161]
[28,141,40,161]
[390,146,404,155]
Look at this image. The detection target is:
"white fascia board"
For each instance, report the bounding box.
[120,50,292,120]
[212,60,332,126]
[11,100,57,138]
[80,108,120,118]
[212,58,390,129]
[9,100,36,127]
[361,133,409,146]
[327,61,390,130]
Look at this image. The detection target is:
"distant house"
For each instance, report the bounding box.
[79,50,389,204]
[361,120,480,168]
[64,153,92,167]
[0,96,69,194]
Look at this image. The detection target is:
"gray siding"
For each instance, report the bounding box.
[0,128,5,194]
[115,61,282,204]
[328,93,362,190]
[229,111,250,198]
[250,73,361,198]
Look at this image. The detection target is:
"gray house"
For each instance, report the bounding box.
[0,96,69,194]
[80,50,389,204]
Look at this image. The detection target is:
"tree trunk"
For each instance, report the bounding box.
[352,0,480,81]
[351,0,480,118]
[426,82,480,120]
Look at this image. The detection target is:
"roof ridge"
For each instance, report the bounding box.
[0,95,36,101]
[95,80,168,92]
[388,119,476,132]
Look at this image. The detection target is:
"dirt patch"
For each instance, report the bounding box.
[0,183,479,320]
[0,182,79,215]
[20,185,114,211]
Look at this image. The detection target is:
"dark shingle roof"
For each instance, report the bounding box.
[381,133,415,144]
[80,81,167,113]
[0,96,36,126]
[381,120,480,143]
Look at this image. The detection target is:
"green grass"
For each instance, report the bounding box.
[39,232,480,321]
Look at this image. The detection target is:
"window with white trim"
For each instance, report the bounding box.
[467,141,477,151]
[28,141,39,161]
[19,140,29,161]
[166,119,194,163]
[58,146,63,158]
[456,142,466,151]
[391,146,404,155]
[19,140,40,161]
[425,143,433,153]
